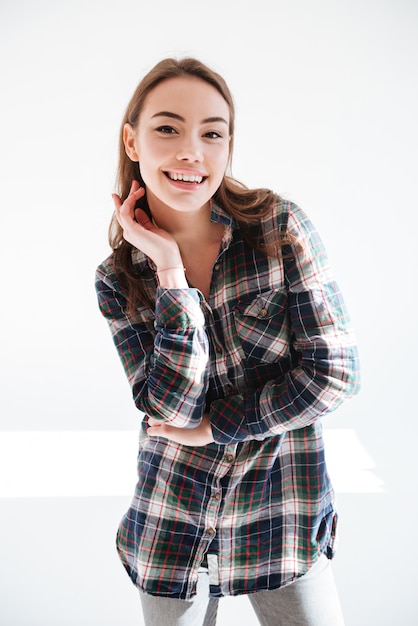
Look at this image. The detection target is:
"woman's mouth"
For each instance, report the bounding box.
[164,171,206,184]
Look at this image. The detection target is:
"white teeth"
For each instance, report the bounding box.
[168,172,203,183]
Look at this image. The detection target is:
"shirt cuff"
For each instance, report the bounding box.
[155,288,205,329]
[210,391,261,444]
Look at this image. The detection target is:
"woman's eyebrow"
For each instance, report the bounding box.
[151,111,228,125]
[203,116,229,125]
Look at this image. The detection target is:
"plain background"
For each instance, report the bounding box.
[1,0,417,624]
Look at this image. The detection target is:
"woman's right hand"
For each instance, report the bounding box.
[112,180,183,270]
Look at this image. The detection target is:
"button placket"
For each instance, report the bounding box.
[204,482,223,542]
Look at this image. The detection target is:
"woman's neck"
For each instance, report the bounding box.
[150,200,216,246]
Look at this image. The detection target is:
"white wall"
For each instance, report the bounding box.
[0,0,417,624]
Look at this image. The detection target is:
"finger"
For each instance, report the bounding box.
[120,186,146,217]
[148,416,163,427]
[126,184,145,205]
[147,426,169,441]
[147,426,161,436]
[114,186,146,230]
[135,208,153,229]
[112,193,122,210]
[128,180,144,197]
[112,188,142,217]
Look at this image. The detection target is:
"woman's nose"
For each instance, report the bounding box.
[176,136,203,161]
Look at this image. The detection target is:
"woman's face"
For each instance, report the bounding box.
[124,76,231,215]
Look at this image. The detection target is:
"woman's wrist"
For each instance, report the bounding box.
[155,266,188,288]
[157,265,185,274]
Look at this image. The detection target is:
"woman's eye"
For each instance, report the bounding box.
[204,131,222,139]
[156,126,177,134]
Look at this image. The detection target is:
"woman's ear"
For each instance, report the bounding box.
[123,123,139,162]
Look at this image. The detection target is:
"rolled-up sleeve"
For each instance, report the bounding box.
[210,203,361,444]
[95,266,210,428]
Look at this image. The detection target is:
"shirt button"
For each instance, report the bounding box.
[208,527,216,536]
[214,492,221,501]
[216,346,223,355]
[259,308,268,317]
[214,264,220,271]
[225,453,234,463]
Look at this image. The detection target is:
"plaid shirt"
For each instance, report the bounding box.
[95,199,360,600]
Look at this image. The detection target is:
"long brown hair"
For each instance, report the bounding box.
[109,57,291,314]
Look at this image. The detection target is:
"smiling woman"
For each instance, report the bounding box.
[122,76,231,217]
[95,56,360,626]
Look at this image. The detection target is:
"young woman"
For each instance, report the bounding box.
[95,57,360,626]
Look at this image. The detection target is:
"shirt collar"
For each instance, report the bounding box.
[210,200,235,228]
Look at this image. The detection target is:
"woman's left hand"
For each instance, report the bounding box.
[147,414,214,446]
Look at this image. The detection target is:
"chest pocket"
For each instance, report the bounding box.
[232,289,290,364]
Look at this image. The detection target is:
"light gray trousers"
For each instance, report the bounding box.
[139,554,345,626]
